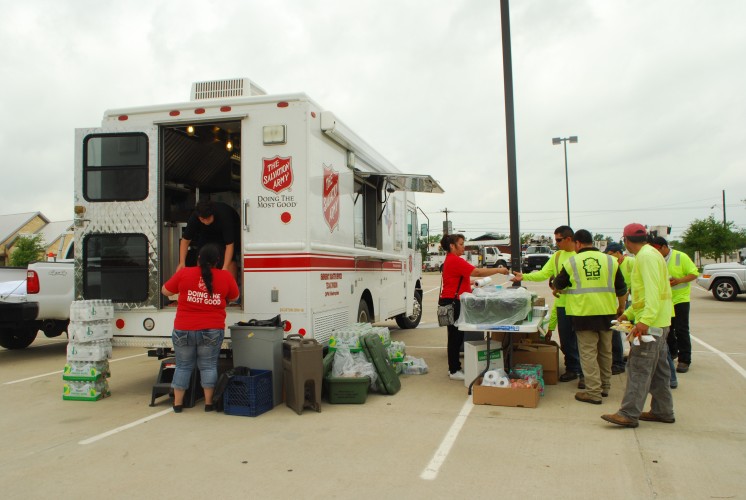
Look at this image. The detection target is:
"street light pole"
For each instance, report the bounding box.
[552,136,578,226]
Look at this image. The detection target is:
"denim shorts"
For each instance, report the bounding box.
[171,329,224,390]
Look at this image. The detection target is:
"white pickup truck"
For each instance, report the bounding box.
[696,258,746,301]
[483,246,511,269]
[0,242,74,349]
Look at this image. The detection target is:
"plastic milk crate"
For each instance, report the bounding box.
[223,369,273,417]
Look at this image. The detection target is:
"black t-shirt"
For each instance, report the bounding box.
[183,202,240,248]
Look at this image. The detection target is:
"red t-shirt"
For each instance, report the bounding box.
[164,267,239,330]
[440,253,474,299]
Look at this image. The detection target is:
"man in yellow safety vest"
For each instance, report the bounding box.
[650,236,699,374]
[512,226,583,386]
[604,242,635,374]
[553,230,628,404]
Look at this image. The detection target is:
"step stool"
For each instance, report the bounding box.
[149,358,203,408]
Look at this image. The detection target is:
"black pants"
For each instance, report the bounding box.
[667,302,691,364]
[440,298,464,374]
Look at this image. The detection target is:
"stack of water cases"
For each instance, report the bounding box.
[63,300,114,401]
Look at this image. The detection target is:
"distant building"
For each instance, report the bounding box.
[0,212,73,266]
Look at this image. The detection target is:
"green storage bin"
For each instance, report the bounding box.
[324,375,370,404]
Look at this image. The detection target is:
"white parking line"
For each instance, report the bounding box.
[2,353,147,385]
[79,408,173,445]
[691,335,746,379]
[420,398,474,480]
[423,286,440,295]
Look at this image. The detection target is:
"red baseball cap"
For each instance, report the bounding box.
[623,223,647,238]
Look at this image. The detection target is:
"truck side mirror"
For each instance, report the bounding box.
[420,224,428,237]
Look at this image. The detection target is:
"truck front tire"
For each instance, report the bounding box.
[395,291,423,329]
[712,279,737,301]
[0,327,38,350]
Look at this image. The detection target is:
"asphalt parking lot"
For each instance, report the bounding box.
[1,274,745,499]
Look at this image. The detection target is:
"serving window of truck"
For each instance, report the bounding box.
[83,133,149,201]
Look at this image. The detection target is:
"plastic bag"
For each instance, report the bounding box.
[331,347,379,390]
[457,286,534,326]
[400,356,428,375]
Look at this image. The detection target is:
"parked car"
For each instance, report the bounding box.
[696,259,746,301]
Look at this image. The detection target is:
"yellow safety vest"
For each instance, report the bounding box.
[562,250,619,316]
[665,249,698,305]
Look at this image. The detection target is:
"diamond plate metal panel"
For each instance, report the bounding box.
[74,127,160,310]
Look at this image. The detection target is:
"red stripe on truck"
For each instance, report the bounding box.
[243,253,403,272]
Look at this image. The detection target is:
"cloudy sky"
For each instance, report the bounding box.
[2,0,744,241]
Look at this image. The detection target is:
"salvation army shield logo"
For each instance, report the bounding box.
[322,166,339,232]
[262,156,293,193]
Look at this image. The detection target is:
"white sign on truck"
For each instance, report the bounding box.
[73,78,443,348]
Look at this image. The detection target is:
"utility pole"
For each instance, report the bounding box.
[722,190,727,226]
[442,208,452,235]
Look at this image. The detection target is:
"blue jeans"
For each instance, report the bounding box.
[171,329,224,390]
[557,307,582,375]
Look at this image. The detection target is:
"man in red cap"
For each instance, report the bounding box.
[601,223,675,428]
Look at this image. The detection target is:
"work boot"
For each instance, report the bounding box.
[575,392,601,405]
[559,371,578,382]
[601,413,639,428]
[639,411,675,424]
[577,377,586,390]
[676,362,690,373]
[611,365,625,375]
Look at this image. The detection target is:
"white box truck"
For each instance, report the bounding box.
[73,78,443,349]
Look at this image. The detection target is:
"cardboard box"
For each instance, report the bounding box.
[511,341,560,385]
[463,341,503,388]
[472,377,540,408]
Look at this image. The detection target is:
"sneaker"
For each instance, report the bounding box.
[559,371,579,382]
[577,377,586,390]
[449,370,465,381]
[601,413,639,428]
[676,362,689,373]
[639,411,675,424]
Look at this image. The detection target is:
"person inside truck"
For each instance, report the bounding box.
[162,244,240,413]
[178,200,241,281]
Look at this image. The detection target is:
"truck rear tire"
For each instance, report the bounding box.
[42,320,69,338]
[395,291,423,329]
[712,278,737,301]
[357,299,371,323]
[0,327,38,350]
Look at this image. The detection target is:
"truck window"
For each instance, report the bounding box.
[83,234,149,302]
[353,177,380,249]
[407,208,416,249]
[83,133,149,201]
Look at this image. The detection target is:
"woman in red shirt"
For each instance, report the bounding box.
[439,234,510,380]
[162,244,240,412]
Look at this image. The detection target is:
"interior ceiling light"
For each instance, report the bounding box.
[226,136,234,152]
[186,125,195,136]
